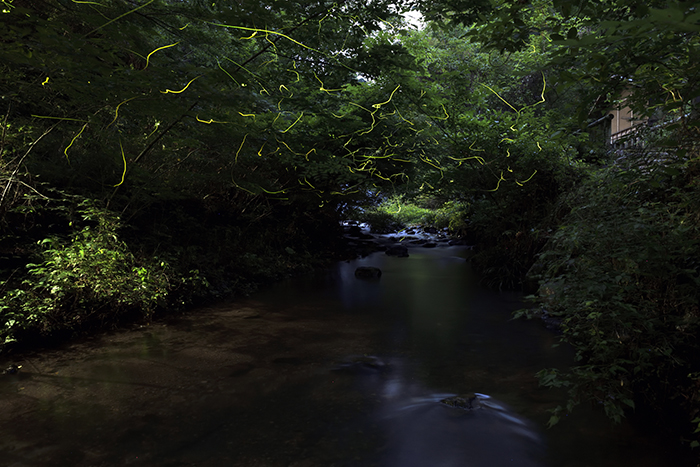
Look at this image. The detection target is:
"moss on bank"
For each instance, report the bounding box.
[350,195,469,235]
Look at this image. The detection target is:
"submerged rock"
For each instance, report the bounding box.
[440,393,482,410]
[332,355,389,374]
[355,266,382,279]
[386,245,409,257]
[447,238,469,246]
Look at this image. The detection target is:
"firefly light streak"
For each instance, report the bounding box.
[160,76,200,94]
[61,2,544,198]
[85,0,154,37]
[144,42,180,70]
[109,97,138,127]
[64,123,88,162]
[113,139,127,187]
[146,15,545,196]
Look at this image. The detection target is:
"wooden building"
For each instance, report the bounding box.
[589,90,648,149]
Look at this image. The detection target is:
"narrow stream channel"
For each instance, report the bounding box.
[0,244,694,466]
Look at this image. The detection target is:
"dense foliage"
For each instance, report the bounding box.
[525,152,700,432]
[0,0,416,346]
[434,0,700,448]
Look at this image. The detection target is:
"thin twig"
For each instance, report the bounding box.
[132,101,197,166]
[16,180,50,199]
[0,102,10,162]
[228,8,327,73]
[0,177,50,200]
[107,101,197,208]
[0,123,58,211]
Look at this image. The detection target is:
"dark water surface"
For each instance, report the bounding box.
[0,246,694,466]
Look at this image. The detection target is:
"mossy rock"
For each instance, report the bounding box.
[440,393,481,410]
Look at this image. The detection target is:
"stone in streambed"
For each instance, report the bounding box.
[440,393,482,410]
[2,364,21,375]
[332,355,389,374]
[355,266,382,279]
[385,245,409,257]
[346,225,363,237]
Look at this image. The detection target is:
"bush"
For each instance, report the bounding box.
[428,200,471,234]
[525,159,700,441]
[0,201,174,346]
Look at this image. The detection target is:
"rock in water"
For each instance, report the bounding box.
[346,225,363,237]
[332,355,389,374]
[440,393,481,410]
[385,245,409,257]
[355,266,382,279]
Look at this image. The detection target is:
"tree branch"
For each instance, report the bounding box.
[0,123,58,211]
[107,101,198,208]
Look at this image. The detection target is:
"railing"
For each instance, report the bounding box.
[609,113,687,149]
[610,124,646,149]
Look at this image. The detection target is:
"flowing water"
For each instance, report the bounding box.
[0,244,695,466]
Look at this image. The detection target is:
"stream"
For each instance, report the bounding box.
[0,243,695,466]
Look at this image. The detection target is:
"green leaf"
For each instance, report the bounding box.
[547,414,560,428]
[649,6,684,24]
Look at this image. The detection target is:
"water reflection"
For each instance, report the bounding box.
[383,393,545,467]
[326,246,692,466]
[335,352,546,467]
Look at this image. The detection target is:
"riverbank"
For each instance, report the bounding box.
[0,192,354,355]
[0,203,469,356]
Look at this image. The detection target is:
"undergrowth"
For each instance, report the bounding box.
[0,189,340,351]
[521,153,700,447]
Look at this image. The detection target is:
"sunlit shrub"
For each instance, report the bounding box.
[353,196,472,235]
[431,201,471,234]
[0,201,172,346]
[355,196,432,232]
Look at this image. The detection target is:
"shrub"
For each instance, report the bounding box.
[0,201,172,346]
[525,159,700,441]
[430,200,471,234]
